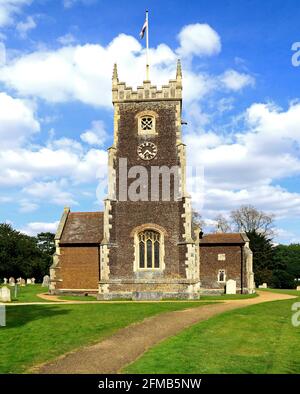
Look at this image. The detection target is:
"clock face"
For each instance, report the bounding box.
[137,142,157,161]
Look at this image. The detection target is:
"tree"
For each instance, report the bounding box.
[37,232,55,255]
[0,223,52,282]
[192,211,205,229]
[246,230,298,289]
[273,243,300,287]
[271,269,295,289]
[231,205,275,237]
[214,214,232,233]
[246,230,275,285]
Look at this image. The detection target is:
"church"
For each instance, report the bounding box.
[49,61,255,299]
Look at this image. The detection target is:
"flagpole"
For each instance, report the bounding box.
[146,10,149,80]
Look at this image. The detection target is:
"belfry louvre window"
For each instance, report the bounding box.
[141,116,153,131]
[138,230,160,269]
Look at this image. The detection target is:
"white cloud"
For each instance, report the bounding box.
[0,92,40,148]
[19,199,38,213]
[0,25,225,107]
[0,0,32,27]
[48,137,83,153]
[80,120,108,146]
[0,42,6,65]
[63,0,76,8]
[23,180,77,206]
[57,33,76,45]
[20,221,59,236]
[220,69,255,91]
[16,15,36,38]
[177,23,221,57]
[0,146,107,187]
[74,148,107,183]
[0,195,11,203]
[63,0,96,8]
[186,102,300,219]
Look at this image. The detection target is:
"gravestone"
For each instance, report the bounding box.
[42,275,50,287]
[26,279,32,285]
[31,278,36,285]
[20,278,26,287]
[17,277,21,284]
[0,286,11,302]
[259,283,267,289]
[3,278,7,285]
[0,305,5,326]
[226,279,237,295]
[296,286,300,291]
[8,277,15,286]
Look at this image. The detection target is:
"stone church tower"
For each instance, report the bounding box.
[98,61,200,299]
[50,62,254,298]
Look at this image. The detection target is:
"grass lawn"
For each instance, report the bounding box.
[259,288,300,296]
[58,293,258,302]
[124,296,300,374]
[0,284,48,303]
[200,293,258,301]
[0,301,211,374]
[58,295,97,301]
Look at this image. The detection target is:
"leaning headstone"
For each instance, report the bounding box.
[31,277,36,285]
[16,277,21,284]
[26,279,32,285]
[296,286,300,291]
[20,278,26,287]
[0,305,5,326]
[8,277,15,286]
[0,286,11,302]
[226,279,237,295]
[3,278,7,285]
[42,275,50,287]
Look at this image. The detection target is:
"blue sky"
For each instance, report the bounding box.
[0,0,299,243]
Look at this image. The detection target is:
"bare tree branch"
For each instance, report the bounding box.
[230,205,275,237]
[214,214,232,233]
[192,211,205,230]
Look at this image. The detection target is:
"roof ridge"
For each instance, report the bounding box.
[69,211,104,215]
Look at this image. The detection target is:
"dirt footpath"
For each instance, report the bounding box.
[34,291,295,374]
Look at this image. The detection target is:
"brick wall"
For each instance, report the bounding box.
[200,244,247,292]
[57,245,100,290]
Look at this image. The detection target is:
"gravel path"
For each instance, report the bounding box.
[34,291,295,374]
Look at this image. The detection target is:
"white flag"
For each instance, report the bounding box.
[139,19,147,39]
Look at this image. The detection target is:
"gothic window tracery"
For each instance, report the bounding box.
[138,230,161,269]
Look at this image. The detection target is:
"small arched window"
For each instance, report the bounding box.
[138,230,160,269]
[218,270,226,283]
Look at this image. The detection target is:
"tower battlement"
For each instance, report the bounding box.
[112,60,182,103]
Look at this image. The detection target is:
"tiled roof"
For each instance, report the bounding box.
[200,233,249,244]
[60,212,103,244]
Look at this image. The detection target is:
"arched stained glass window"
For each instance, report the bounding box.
[138,230,161,269]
